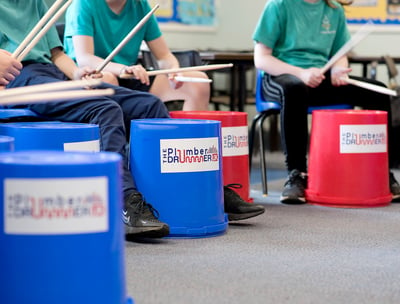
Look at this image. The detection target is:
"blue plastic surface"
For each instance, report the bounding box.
[0,135,14,152]
[130,118,228,238]
[0,121,99,151]
[0,151,133,304]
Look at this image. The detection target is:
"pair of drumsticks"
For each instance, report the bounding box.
[321,20,397,97]
[94,4,232,83]
[3,1,232,105]
[1,0,113,105]
[2,1,395,107]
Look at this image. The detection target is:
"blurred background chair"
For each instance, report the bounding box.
[383,55,399,89]
[141,49,204,71]
[0,109,43,122]
[383,55,400,168]
[56,22,65,43]
[141,49,237,110]
[140,49,205,110]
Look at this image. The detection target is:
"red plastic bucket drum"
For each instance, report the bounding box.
[305,110,392,208]
[170,111,252,202]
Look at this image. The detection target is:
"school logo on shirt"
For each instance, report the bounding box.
[321,15,335,34]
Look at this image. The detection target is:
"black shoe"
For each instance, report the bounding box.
[224,184,265,221]
[390,172,400,202]
[280,169,307,205]
[123,192,170,238]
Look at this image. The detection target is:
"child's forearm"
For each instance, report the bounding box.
[51,47,79,80]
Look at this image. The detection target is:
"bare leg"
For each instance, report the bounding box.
[150,71,210,111]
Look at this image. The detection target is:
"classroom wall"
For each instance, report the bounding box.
[44,0,400,81]
[158,0,265,51]
[157,0,400,57]
[44,0,400,55]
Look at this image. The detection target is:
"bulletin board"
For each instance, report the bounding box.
[148,0,216,30]
[345,0,400,25]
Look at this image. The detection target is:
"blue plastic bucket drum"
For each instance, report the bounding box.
[0,135,14,152]
[0,151,133,304]
[0,121,100,151]
[130,118,228,238]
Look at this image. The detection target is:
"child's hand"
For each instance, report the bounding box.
[0,49,22,86]
[300,68,325,88]
[331,66,352,86]
[121,64,150,85]
[74,67,102,80]
[168,73,183,90]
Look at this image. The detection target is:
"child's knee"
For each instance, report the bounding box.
[101,71,119,86]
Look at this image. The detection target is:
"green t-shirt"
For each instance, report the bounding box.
[252,0,350,69]
[0,0,62,64]
[64,0,162,66]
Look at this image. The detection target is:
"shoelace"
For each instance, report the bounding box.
[131,195,160,219]
[225,183,243,190]
[390,172,399,186]
[285,172,306,189]
[144,202,160,219]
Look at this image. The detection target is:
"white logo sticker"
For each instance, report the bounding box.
[4,177,108,235]
[222,126,249,156]
[160,137,220,173]
[340,124,387,153]
[64,139,100,152]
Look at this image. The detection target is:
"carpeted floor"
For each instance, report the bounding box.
[124,152,400,304]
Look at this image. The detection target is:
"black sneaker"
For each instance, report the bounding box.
[390,172,400,202]
[123,192,170,238]
[280,169,307,205]
[224,184,265,221]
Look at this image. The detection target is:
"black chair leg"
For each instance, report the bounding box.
[257,114,270,196]
[248,112,264,172]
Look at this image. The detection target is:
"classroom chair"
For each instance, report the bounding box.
[140,49,205,110]
[141,49,203,71]
[141,49,232,110]
[0,108,43,122]
[249,70,352,195]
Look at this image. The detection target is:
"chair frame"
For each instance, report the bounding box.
[249,70,352,195]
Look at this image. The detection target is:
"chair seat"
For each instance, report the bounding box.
[0,109,46,124]
[0,109,39,119]
[256,100,281,113]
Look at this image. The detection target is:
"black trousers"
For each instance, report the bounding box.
[262,73,394,173]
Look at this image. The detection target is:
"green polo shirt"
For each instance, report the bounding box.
[64,0,162,66]
[253,0,350,69]
[0,0,62,64]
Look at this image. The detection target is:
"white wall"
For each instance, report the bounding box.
[164,0,400,83]
[161,1,400,55]
[160,0,266,51]
[45,0,400,55]
[44,0,400,82]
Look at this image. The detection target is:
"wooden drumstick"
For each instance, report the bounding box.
[174,76,213,83]
[321,21,374,74]
[16,0,73,61]
[1,88,115,106]
[341,77,397,96]
[0,79,103,98]
[96,4,160,73]
[12,0,65,59]
[119,63,234,79]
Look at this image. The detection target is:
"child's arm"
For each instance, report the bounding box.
[254,42,325,88]
[50,47,97,80]
[0,49,23,86]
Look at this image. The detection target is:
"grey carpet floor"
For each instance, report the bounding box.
[124,153,400,304]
